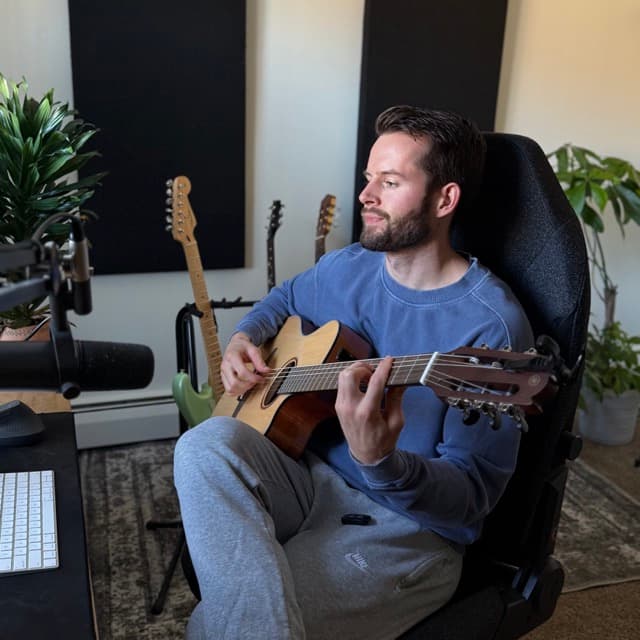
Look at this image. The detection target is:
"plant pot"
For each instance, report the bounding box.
[577,388,640,445]
[0,320,50,342]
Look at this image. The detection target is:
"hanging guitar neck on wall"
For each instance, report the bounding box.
[166,176,224,425]
[315,194,336,263]
[266,200,283,291]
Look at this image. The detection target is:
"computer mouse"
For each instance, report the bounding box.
[0,400,45,447]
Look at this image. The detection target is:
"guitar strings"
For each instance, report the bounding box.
[262,353,513,384]
[261,354,522,398]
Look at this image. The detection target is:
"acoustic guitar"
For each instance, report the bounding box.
[314,194,336,263]
[213,315,556,459]
[166,175,224,427]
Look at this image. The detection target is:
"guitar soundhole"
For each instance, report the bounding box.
[262,358,296,408]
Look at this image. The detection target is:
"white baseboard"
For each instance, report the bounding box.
[73,394,180,449]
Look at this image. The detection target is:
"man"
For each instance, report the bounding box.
[174,105,534,639]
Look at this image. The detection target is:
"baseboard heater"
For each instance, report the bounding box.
[72,393,180,449]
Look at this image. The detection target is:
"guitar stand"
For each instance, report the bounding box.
[147,296,257,614]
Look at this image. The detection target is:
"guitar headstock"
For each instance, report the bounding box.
[267,200,284,241]
[316,194,336,239]
[422,346,558,432]
[165,175,196,245]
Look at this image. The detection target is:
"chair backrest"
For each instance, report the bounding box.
[451,133,590,568]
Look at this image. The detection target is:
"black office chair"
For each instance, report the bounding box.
[399,132,590,639]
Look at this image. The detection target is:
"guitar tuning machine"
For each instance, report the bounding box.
[501,404,529,433]
[449,398,527,432]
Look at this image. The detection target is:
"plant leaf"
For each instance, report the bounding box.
[565,180,586,214]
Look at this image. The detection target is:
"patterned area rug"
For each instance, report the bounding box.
[79,439,194,640]
[78,440,640,639]
[556,458,640,592]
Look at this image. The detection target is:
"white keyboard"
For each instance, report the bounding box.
[0,470,59,575]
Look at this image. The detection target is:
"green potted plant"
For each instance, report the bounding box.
[0,73,105,337]
[547,143,640,444]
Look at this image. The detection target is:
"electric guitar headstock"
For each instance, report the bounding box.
[266,200,284,291]
[315,194,336,263]
[165,175,196,246]
[267,200,284,243]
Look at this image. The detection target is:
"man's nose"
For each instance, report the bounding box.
[359,180,379,205]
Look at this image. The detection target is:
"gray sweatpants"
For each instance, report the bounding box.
[173,417,462,640]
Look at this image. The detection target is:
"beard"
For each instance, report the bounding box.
[359,194,433,252]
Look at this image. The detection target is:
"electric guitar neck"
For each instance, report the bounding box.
[167,176,224,401]
[266,200,283,291]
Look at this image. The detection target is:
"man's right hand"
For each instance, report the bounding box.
[220,332,271,396]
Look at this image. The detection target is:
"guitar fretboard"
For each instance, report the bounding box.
[277,354,438,394]
[183,241,225,399]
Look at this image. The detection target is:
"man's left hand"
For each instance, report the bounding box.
[335,356,406,465]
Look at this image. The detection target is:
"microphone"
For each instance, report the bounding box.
[0,340,154,395]
[69,217,92,315]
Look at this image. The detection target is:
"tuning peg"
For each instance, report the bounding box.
[503,405,529,433]
[462,407,481,425]
[488,411,502,431]
[164,224,172,232]
[165,215,172,224]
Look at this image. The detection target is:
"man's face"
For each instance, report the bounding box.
[359,132,434,252]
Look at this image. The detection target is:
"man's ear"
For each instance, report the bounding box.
[434,182,461,219]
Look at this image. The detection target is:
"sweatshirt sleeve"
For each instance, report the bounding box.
[349,311,532,543]
[234,265,317,345]
[352,409,522,540]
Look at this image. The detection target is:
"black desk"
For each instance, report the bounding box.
[0,411,97,639]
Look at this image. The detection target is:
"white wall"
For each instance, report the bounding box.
[2,0,639,420]
[496,0,640,336]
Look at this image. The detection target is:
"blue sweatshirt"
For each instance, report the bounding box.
[235,244,534,547]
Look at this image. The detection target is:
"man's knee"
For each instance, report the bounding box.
[174,417,259,472]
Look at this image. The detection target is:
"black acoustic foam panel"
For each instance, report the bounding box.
[352,0,508,240]
[68,0,246,274]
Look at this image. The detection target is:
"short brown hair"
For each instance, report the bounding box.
[375,105,486,214]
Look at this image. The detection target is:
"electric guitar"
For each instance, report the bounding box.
[213,316,557,459]
[166,175,224,427]
[266,200,283,291]
[315,194,336,263]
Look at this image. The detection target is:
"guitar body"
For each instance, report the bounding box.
[172,372,215,428]
[213,316,372,458]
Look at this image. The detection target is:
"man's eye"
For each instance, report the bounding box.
[383,180,398,188]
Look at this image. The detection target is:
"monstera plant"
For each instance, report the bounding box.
[547,143,640,444]
[0,73,105,332]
